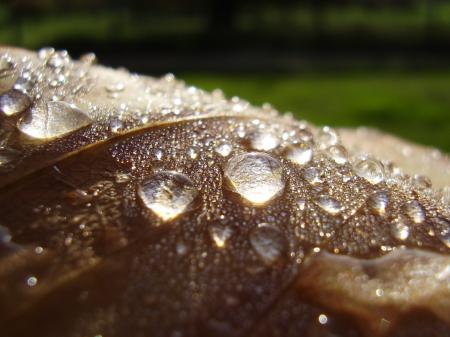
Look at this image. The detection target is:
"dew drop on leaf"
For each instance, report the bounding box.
[285,143,313,166]
[224,152,284,205]
[18,101,92,139]
[0,89,32,116]
[138,171,199,222]
[353,158,385,185]
[249,223,288,265]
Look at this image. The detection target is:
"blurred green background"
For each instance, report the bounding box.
[1,0,449,152]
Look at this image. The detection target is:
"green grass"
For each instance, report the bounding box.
[183,71,450,153]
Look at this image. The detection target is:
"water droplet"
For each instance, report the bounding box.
[26,276,38,287]
[154,149,163,160]
[215,142,232,157]
[391,217,410,241]
[368,191,389,216]
[0,55,15,77]
[354,159,384,185]
[315,196,341,215]
[249,223,287,265]
[403,200,425,224]
[138,171,199,222]
[106,82,125,93]
[303,166,323,185]
[440,230,450,248]
[38,47,55,60]
[413,175,432,189]
[188,148,198,160]
[297,198,306,211]
[0,89,32,116]
[318,314,328,325]
[0,150,15,168]
[285,143,313,166]
[110,118,124,134]
[13,73,36,93]
[248,130,279,151]
[0,225,12,243]
[209,225,233,248]
[326,145,348,165]
[176,242,188,255]
[46,50,69,69]
[318,126,338,148]
[18,101,92,139]
[224,152,284,205]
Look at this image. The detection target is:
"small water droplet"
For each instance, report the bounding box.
[249,223,287,265]
[403,200,425,224]
[188,147,198,160]
[248,130,279,151]
[176,242,188,255]
[318,314,328,325]
[297,198,306,211]
[26,276,38,287]
[110,118,124,134]
[224,152,284,205]
[285,143,313,166]
[215,142,232,157]
[318,126,338,149]
[0,225,12,243]
[326,145,348,165]
[392,217,410,241]
[18,101,92,139]
[413,175,432,189]
[368,191,389,216]
[209,225,233,248]
[354,158,384,185]
[46,50,69,69]
[0,89,31,116]
[106,82,125,93]
[38,47,55,60]
[79,52,97,64]
[303,166,323,185]
[315,196,341,215]
[138,171,199,222]
[0,55,15,77]
[13,73,36,93]
[154,149,163,160]
[440,230,450,248]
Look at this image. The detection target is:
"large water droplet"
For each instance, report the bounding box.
[209,224,233,248]
[138,171,199,222]
[303,166,323,185]
[285,143,313,166]
[18,101,92,139]
[215,142,232,157]
[354,158,384,185]
[403,200,425,224]
[249,223,287,265]
[315,196,342,215]
[368,191,389,216]
[0,90,32,116]
[326,145,348,165]
[391,217,410,241]
[224,152,284,205]
[248,130,279,151]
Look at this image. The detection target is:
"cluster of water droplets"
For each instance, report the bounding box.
[0,47,448,270]
[128,116,449,262]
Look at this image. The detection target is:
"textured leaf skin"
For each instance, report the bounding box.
[0,47,449,337]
